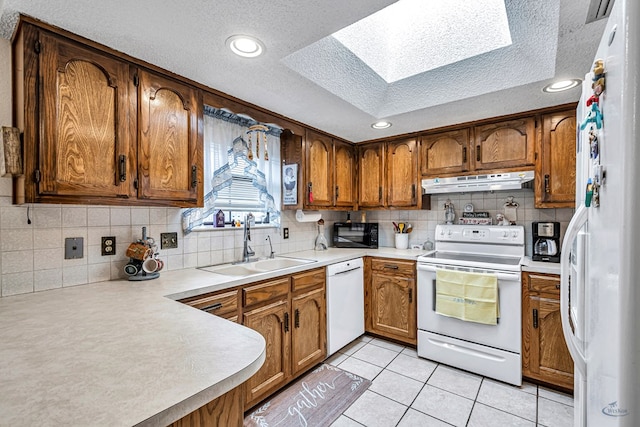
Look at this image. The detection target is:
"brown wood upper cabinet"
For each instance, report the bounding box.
[421,118,535,178]
[535,110,577,208]
[359,138,419,209]
[421,128,470,176]
[304,130,356,209]
[358,142,385,208]
[13,21,203,206]
[473,117,536,171]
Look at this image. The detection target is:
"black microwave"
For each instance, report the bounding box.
[333,222,378,248]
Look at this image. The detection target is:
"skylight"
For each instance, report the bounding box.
[332,0,513,83]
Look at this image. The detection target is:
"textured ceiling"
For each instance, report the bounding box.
[0,0,607,142]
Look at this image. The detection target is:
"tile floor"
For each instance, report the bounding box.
[325,335,574,427]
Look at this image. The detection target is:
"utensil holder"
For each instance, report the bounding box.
[395,233,409,249]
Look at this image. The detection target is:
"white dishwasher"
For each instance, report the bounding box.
[326,257,365,356]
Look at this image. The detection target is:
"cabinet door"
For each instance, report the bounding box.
[473,118,535,171]
[535,110,577,208]
[38,32,131,200]
[334,141,356,208]
[421,129,470,176]
[387,139,418,207]
[243,299,290,407]
[370,272,416,344]
[137,69,201,205]
[525,296,574,390]
[358,143,385,208]
[305,130,333,207]
[291,287,326,377]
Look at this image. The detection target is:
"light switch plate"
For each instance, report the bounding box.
[65,237,84,259]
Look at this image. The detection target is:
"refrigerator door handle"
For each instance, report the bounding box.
[560,204,588,376]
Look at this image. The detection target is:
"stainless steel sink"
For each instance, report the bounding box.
[199,256,316,277]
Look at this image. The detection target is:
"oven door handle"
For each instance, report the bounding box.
[417,263,520,282]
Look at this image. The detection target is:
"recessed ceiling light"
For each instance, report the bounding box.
[371,121,392,129]
[542,79,581,93]
[226,35,265,58]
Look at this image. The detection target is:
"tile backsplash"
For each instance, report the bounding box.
[0,181,573,297]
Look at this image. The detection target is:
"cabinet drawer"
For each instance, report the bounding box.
[291,267,325,293]
[243,277,290,307]
[527,273,560,296]
[371,258,415,276]
[182,289,239,317]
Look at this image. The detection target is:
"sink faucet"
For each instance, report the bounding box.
[242,213,255,263]
[266,235,275,259]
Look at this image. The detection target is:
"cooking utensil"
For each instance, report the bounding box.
[398,223,405,233]
[405,226,413,233]
[392,222,399,232]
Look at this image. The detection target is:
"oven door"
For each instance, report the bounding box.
[417,262,522,353]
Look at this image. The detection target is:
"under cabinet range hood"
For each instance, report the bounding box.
[422,170,534,194]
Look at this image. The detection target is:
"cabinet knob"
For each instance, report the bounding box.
[476,145,481,162]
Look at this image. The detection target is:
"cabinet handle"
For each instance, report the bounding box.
[462,147,467,163]
[378,186,382,202]
[556,284,560,290]
[201,302,222,312]
[476,145,481,162]
[383,264,399,270]
[294,309,300,328]
[118,155,126,182]
[308,182,313,203]
[411,184,416,201]
[284,312,289,332]
[335,185,339,200]
[544,174,550,193]
[191,166,198,188]
[533,309,538,329]
[408,288,413,303]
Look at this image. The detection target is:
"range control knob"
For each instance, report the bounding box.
[502,231,509,238]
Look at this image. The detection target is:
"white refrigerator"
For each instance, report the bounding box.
[561,0,640,425]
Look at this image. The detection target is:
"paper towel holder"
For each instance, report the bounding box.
[295,209,322,223]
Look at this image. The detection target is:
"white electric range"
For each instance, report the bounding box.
[416,224,525,386]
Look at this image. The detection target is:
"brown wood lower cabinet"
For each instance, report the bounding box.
[522,272,574,391]
[243,298,291,406]
[365,257,417,345]
[169,384,244,427]
[177,267,326,411]
[242,268,326,409]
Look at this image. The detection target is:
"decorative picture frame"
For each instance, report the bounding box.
[283,163,298,205]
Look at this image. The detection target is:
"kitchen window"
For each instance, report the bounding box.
[182,107,282,232]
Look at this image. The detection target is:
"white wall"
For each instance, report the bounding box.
[0,39,571,297]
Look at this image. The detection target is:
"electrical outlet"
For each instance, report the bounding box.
[101,236,116,256]
[64,237,84,259]
[283,228,289,239]
[161,232,178,249]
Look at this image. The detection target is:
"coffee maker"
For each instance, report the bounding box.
[532,221,561,262]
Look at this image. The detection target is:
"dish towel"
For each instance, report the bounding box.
[435,269,499,325]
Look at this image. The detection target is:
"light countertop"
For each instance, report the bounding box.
[521,257,562,275]
[1,246,554,425]
[0,247,423,426]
